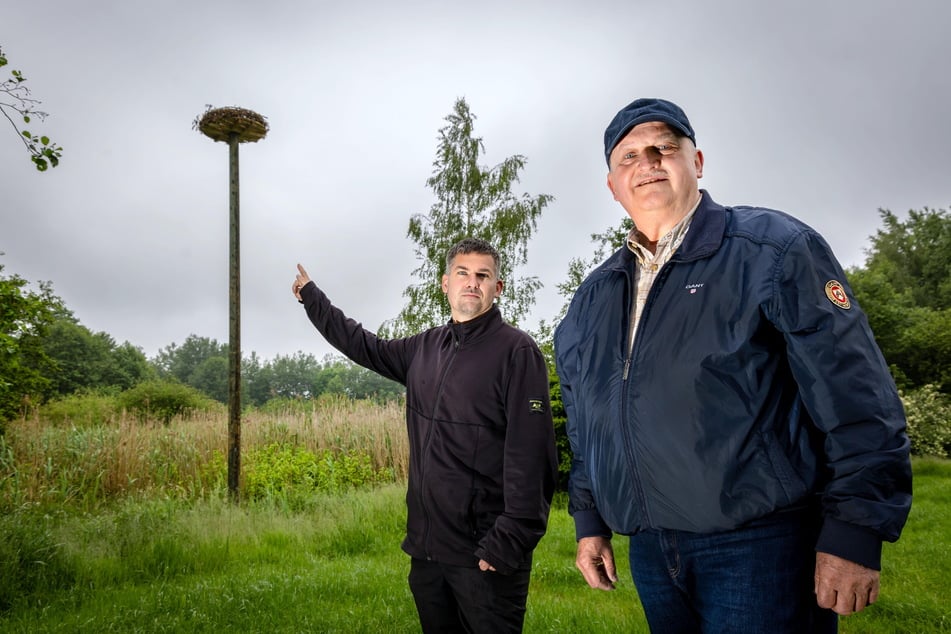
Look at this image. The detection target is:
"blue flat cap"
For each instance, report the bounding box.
[604,98,696,166]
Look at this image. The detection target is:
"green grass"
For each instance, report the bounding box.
[0,460,948,633]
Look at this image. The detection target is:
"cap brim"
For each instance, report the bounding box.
[605,116,694,165]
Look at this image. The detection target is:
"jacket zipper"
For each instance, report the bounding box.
[619,261,672,528]
[419,332,459,559]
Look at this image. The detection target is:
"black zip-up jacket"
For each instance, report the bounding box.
[300,282,558,573]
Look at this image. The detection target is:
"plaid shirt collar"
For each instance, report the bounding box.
[626,194,702,266]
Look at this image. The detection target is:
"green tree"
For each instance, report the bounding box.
[557,217,633,320]
[863,207,951,310]
[242,351,269,406]
[189,356,229,403]
[41,317,152,397]
[535,216,632,365]
[319,355,404,401]
[242,351,323,405]
[268,352,323,400]
[380,98,552,337]
[153,335,228,385]
[0,46,62,171]
[848,207,951,393]
[0,262,63,421]
[110,341,156,390]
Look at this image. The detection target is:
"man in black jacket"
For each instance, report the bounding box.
[293,237,558,633]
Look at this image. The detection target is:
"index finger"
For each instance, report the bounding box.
[296,263,309,277]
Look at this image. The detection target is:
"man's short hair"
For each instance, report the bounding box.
[445,237,501,277]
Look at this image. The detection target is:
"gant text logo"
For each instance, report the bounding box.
[685,283,704,295]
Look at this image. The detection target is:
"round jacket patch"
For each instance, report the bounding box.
[824,280,851,309]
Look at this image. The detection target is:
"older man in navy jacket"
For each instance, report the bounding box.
[555,98,912,633]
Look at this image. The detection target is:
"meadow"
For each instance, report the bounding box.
[0,400,947,632]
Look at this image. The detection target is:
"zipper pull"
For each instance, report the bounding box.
[623,357,631,381]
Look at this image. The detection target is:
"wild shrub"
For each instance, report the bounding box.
[548,374,571,489]
[243,443,388,501]
[901,384,951,458]
[312,449,388,493]
[118,380,221,425]
[37,390,119,427]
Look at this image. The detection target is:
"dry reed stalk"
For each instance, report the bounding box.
[1,399,410,507]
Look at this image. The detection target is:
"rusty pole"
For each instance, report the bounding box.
[195,106,268,503]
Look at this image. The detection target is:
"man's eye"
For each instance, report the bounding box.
[657,145,675,154]
[623,152,636,160]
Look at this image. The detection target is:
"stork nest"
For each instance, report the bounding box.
[194,106,269,143]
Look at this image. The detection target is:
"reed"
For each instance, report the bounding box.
[0,396,408,510]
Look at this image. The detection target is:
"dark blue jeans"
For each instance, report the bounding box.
[628,510,838,633]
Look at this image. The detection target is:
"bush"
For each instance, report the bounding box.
[244,443,387,502]
[118,380,220,425]
[37,390,120,427]
[548,374,571,490]
[901,384,951,458]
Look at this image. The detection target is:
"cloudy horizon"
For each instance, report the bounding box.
[3,0,949,362]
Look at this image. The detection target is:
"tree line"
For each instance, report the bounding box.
[1,93,948,458]
[0,291,404,424]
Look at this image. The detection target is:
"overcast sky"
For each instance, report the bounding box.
[3,0,949,362]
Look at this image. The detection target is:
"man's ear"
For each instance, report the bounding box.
[495,279,504,299]
[606,173,618,200]
[441,274,449,293]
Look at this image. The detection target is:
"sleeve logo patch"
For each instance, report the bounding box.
[824,280,851,309]
[528,399,546,414]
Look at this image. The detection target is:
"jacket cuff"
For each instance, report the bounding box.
[572,509,613,541]
[816,517,883,570]
[473,546,517,575]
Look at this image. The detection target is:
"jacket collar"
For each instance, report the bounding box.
[670,190,726,262]
[602,189,726,273]
[447,304,504,345]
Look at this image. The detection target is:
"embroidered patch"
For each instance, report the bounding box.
[824,280,851,309]
[528,399,546,414]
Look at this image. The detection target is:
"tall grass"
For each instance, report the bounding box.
[0,397,408,511]
[1,400,947,632]
[0,463,947,632]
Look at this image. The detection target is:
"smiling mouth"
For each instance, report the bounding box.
[637,176,667,187]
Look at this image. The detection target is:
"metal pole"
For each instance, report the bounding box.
[194,105,267,505]
[227,132,241,502]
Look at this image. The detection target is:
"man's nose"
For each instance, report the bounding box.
[635,149,662,169]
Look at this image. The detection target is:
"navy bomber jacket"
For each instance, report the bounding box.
[300,282,558,574]
[554,191,912,570]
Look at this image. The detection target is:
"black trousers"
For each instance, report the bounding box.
[407,558,532,634]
